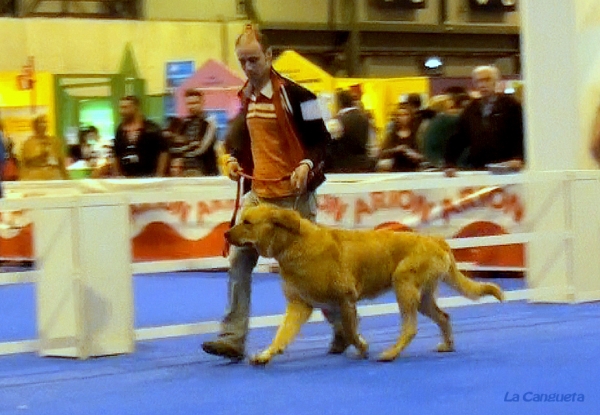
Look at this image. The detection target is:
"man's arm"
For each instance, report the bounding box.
[184,117,218,157]
[285,83,330,172]
[112,130,126,177]
[55,138,69,180]
[222,112,248,181]
[155,151,169,177]
[151,122,170,177]
[223,111,248,162]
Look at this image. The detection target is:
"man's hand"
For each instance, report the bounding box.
[505,159,524,170]
[444,167,457,178]
[291,163,311,193]
[227,158,242,181]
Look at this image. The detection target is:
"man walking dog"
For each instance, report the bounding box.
[201,25,343,361]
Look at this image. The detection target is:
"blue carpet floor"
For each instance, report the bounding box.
[1,273,598,415]
[0,272,525,341]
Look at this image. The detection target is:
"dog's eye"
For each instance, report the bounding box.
[242,220,251,225]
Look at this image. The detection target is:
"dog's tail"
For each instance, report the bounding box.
[444,259,504,302]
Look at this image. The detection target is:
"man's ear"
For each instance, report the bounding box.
[271,208,301,234]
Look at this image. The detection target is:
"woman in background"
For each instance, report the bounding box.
[378,102,424,172]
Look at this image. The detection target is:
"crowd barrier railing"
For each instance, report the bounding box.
[2,171,596,358]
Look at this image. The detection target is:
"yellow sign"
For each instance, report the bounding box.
[0,71,56,157]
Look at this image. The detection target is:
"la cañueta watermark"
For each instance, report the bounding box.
[504,392,585,403]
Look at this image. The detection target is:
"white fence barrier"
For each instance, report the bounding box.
[1,171,597,358]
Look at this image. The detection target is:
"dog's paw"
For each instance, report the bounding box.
[377,350,398,362]
[356,335,369,359]
[249,350,272,366]
[436,343,455,353]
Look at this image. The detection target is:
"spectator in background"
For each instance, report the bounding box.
[1,133,19,182]
[69,125,101,166]
[82,126,101,162]
[445,66,524,171]
[162,116,184,176]
[406,92,425,133]
[113,96,168,177]
[163,116,184,140]
[406,92,422,112]
[414,94,450,154]
[20,115,69,181]
[420,88,471,168]
[378,102,424,172]
[325,90,375,173]
[90,141,116,178]
[168,89,219,177]
[383,94,423,147]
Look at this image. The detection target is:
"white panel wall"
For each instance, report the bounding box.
[34,196,133,358]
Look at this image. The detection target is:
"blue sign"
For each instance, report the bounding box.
[166,61,195,90]
[164,60,195,117]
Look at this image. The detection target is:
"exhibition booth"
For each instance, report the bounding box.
[273,50,431,134]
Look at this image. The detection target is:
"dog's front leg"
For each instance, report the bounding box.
[250,300,313,366]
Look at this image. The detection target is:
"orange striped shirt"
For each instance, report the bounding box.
[246,87,305,198]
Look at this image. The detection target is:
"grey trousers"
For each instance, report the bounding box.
[220,190,341,344]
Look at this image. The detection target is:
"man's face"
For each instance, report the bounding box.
[473,70,497,98]
[236,40,272,89]
[35,116,48,135]
[185,95,203,116]
[119,100,137,122]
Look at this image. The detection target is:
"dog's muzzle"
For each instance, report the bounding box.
[224,230,253,248]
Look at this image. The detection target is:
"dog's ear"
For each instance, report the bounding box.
[270,208,302,234]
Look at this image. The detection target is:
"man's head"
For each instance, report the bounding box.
[472,66,500,99]
[184,89,204,117]
[32,115,48,135]
[337,90,354,110]
[235,24,272,91]
[119,96,140,123]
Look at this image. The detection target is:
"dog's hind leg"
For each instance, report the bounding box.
[378,271,420,362]
[250,300,313,366]
[339,300,368,358]
[419,287,454,353]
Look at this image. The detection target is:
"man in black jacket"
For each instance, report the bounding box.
[113,96,168,177]
[326,90,374,173]
[169,89,219,176]
[201,25,344,361]
[445,66,524,170]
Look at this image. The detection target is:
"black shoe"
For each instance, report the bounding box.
[328,333,350,355]
[202,337,245,361]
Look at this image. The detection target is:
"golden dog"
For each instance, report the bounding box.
[225,205,504,365]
